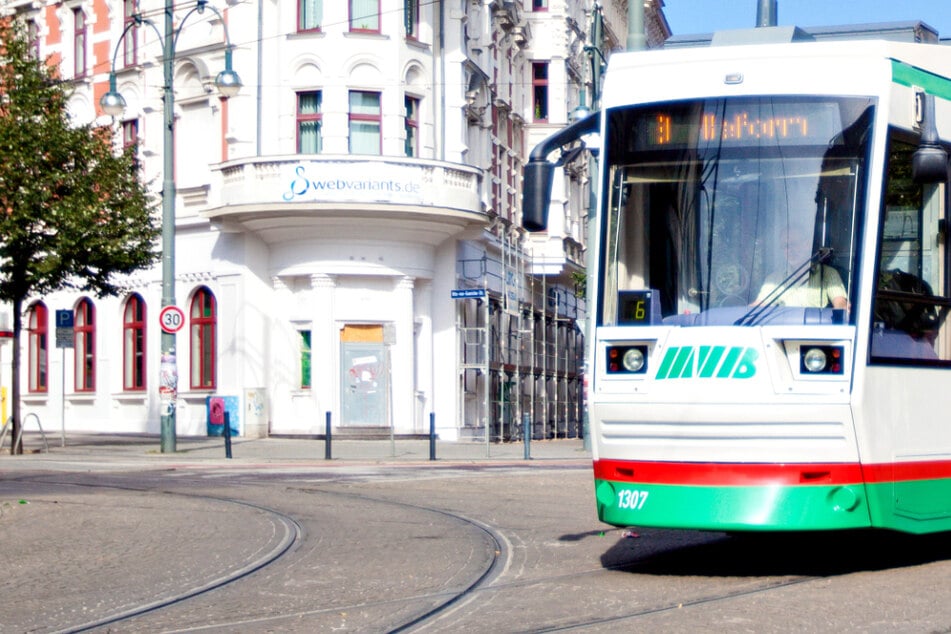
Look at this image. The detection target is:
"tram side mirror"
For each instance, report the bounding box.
[521,110,601,233]
[522,159,555,232]
[912,92,949,184]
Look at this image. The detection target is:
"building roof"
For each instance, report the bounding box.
[665,20,945,48]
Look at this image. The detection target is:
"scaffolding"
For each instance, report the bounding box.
[457,225,584,442]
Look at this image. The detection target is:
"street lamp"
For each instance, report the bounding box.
[101,0,241,453]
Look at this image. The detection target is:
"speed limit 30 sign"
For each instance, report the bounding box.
[159,305,185,334]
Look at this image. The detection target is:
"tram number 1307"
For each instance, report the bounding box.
[617,489,649,510]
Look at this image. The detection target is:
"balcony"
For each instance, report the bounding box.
[204,155,487,244]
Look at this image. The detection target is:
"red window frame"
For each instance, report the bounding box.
[296,91,323,153]
[404,0,419,39]
[27,302,48,393]
[349,0,380,33]
[73,8,86,78]
[28,20,40,59]
[123,294,146,391]
[122,119,139,150]
[298,0,322,32]
[349,90,382,155]
[404,95,419,157]
[74,298,95,392]
[190,287,217,389]
[532,62,549,122]
[123,0,137,67]
[299,329,312,389]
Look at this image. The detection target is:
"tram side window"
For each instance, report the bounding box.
[871,132,949,363]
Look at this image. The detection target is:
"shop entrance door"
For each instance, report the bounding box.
[340,324,387,427]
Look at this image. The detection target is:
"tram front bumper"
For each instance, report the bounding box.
[594,462,871,532]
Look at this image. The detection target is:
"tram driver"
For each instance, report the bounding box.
[754,233,848,310]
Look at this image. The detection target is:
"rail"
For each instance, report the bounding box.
[0,414,49,453]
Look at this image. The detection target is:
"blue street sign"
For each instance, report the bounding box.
[451,289,486,299]
[55,309,74,328]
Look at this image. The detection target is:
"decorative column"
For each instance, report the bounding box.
[393,276,416,434]
[311,274,337,420]
[414,280,433,435]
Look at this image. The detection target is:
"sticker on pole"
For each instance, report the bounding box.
[159,305,185,334]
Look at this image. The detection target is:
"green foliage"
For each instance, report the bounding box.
[0,18,159,303]
[570,270,587,299]
[0,18,159,453]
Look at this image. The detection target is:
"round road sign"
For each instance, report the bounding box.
[159,305,185,334]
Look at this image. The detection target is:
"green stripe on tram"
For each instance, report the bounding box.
[595,478,872,531]
[892,59,951,101]
[597,475,951,533]
[864,478,951,534]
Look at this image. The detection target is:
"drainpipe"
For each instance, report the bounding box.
[256,0,263,155]
[757,0,778,27]
[627,0,647,51]
[436,0,446,161]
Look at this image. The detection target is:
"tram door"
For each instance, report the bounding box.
[340,324,388,427]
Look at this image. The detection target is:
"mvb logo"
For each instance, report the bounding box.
[655,346,758,380]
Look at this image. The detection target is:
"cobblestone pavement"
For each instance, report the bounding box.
[0,433,592,632]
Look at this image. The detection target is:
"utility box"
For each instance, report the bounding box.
[244,388,268,438]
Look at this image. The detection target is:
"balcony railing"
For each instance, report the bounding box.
[207,155,485,219]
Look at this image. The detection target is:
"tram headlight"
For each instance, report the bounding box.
[607,345,648,374]
[799,345,844,374]
[622,348,646,373]
[802,347,828,372]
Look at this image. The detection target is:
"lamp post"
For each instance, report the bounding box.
[577,4,605,452]
[101,0,241,453]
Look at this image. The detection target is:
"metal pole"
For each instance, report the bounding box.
[159,0,178,454]
[627,0,647,51]
[223,411,232,458]
[757,0,778,27]
[484,297,490,458]
[523,412,531,460]
[429,412,436,461]
[325,410,332,460]
[60,347,66,447]
[583,6,603,453]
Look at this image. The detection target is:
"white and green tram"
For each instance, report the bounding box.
[524,31,951,532]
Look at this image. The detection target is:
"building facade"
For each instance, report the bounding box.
[1,0,668,441]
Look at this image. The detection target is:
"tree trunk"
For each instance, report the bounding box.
[10,296,21,455]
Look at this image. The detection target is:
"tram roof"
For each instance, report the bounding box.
[602,35,951,109]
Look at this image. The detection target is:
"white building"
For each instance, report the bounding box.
[1,0,668,442]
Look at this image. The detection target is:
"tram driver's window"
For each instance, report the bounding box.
[871,132,948,363]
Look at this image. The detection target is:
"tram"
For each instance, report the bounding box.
[523,27,951,533]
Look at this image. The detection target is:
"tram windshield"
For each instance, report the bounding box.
[601,96,874,327]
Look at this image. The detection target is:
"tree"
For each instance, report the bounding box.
[0,19,159,453]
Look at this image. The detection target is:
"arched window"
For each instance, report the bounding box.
[190,287,216,389]
[74,298,95,391]
[123,294,146,391]
[27,302,48,393]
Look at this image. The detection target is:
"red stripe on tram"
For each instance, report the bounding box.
[861,460,951,483]
[594,459,865,486]
[595,459,951,486]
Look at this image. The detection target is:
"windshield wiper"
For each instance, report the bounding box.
[734,248,833,326]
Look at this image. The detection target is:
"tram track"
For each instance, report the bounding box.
[258,486,827,634]
[2,472,513,633]
[2,474,303,634]
[63,498,301,634]
[522,574,821,632]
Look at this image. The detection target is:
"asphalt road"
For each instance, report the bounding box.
[3,444,951,632]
